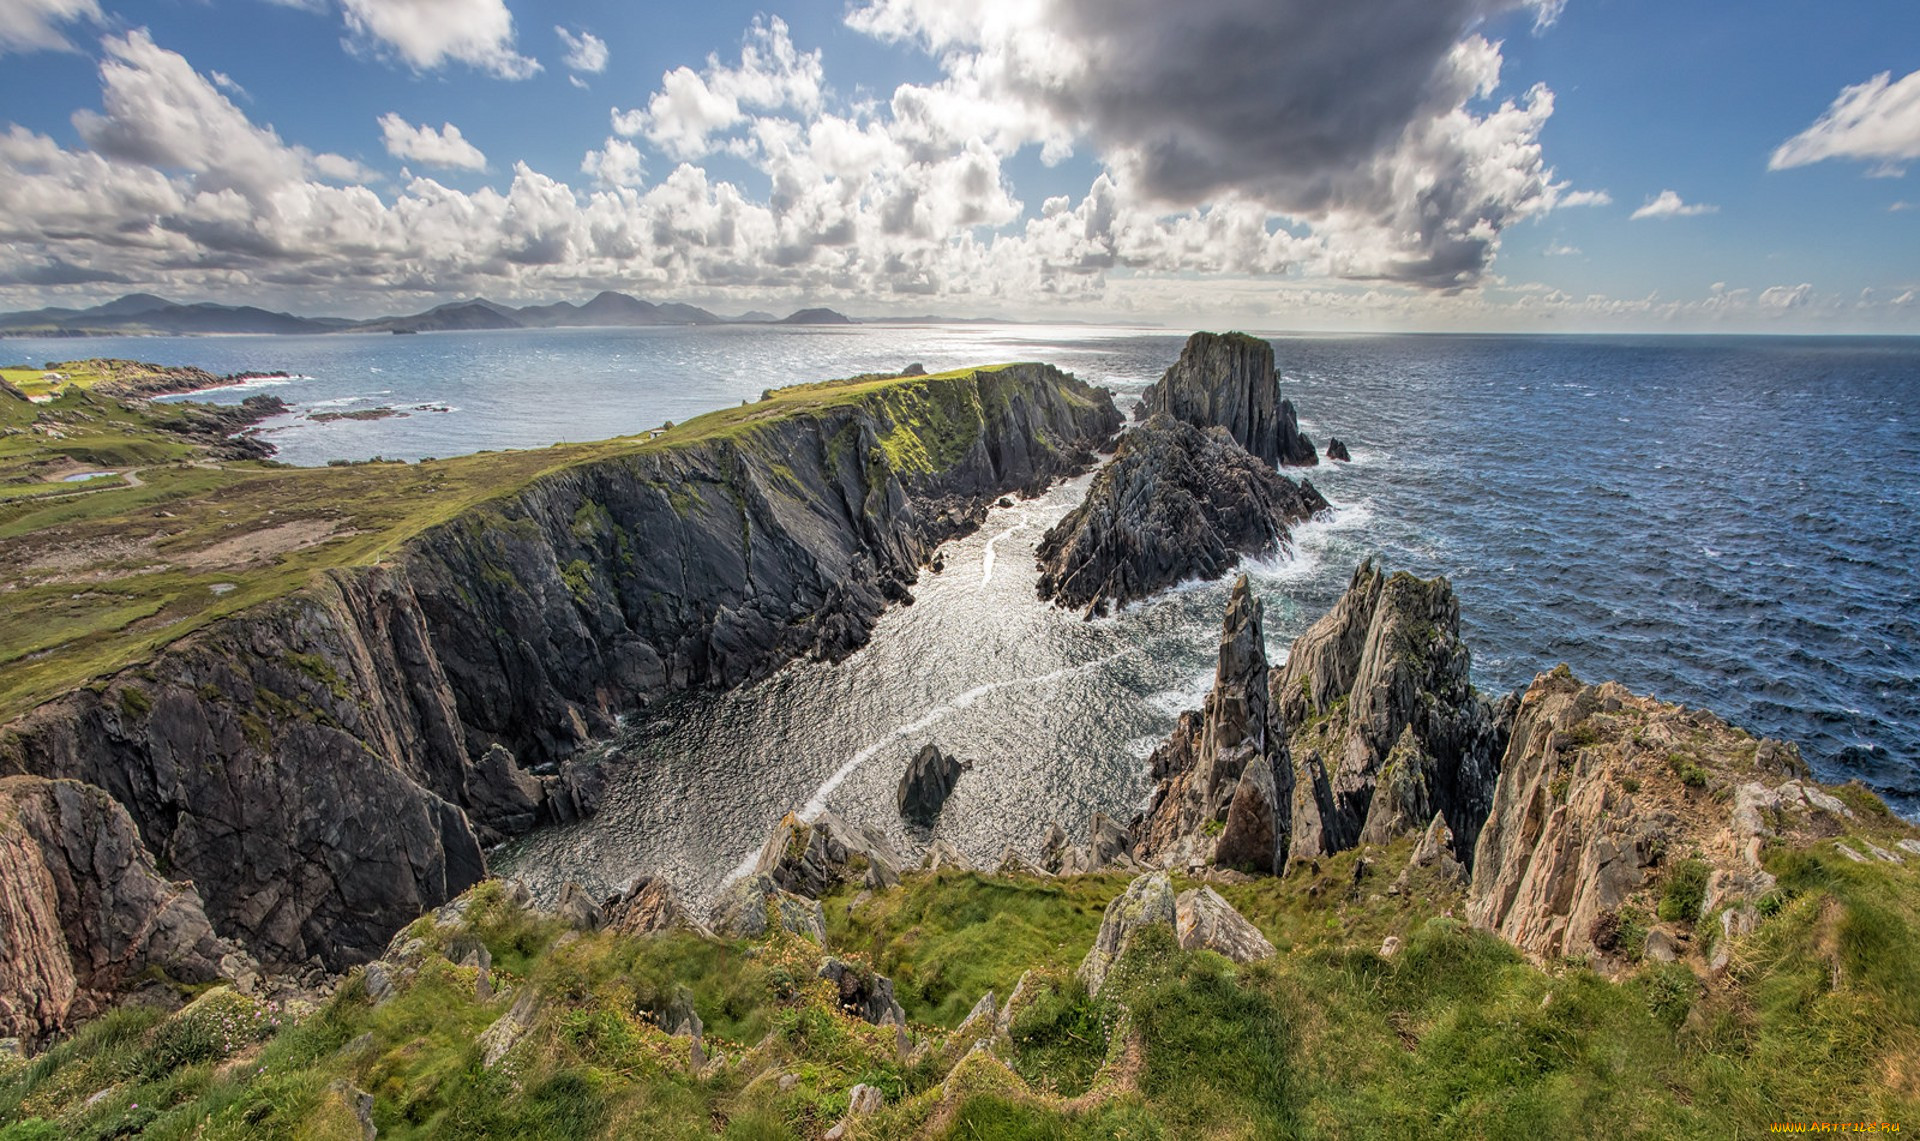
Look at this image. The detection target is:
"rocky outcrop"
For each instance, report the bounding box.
[0,776,230,1043]
[605,875,708,937]
[0,363,1119,970]
[1174,887,1276,963]
[1466,666,1844,975]
[1137,576,1293,874]
[1325,438,1351,462]
[708,874,828,943]
[1271,560,1512,865]
[898,744,964,825]
[1034,417,1327,615]
[753,811,903,897]
[818,957,906,1026]
[1078,872,1175,995]
[1139,332,1318,466]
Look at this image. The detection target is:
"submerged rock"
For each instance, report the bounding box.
[1035,416,1327,615]
[898,744,965,824]
[1140,331,1319,466]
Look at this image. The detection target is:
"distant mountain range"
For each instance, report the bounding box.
[0,292,864,337]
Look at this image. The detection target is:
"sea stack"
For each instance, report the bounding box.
[898,743,964,824]
[1140,331,1319,466]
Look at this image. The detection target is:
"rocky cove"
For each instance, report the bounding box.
[1,339,1917,1138]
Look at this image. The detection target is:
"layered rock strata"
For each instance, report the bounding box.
[1034,416,1327,615]
[0,363,1121,970]
[1137,575,1293,874]
[0,776,230,1043]
[1139,331,1318,466]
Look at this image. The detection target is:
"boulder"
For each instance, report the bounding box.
[1034,416,1328,615]
[897,744,964,824]
[1077,872,1176,995]
[1139,331,1318,466]
[921,839,974,872]
[1039,822,1070,873]
[1174,887,1276,963]
[478,989,541,1067]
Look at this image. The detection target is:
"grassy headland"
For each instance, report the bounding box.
[0,362,1049,722]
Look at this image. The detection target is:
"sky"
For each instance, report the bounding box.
[0,0,1916,331]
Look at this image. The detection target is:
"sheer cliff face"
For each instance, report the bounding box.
[0,364,1121,970]
[0,776,229,1043]
[1140,331,1318,467]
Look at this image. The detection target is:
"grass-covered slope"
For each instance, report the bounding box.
[0,362,1089,722]
[4,809,1915,1140]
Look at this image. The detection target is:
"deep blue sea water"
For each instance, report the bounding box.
[9,327,1916,902]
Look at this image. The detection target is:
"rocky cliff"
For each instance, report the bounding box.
[0,776,230,1043]
[1139,331,1318,466]
[1136,575,1293,873]
[1033,415,1327,616]
[1271,560,1513,865]
[0,363,1121,971]
[1134,560,1511,879]
[1466,665,1881,975]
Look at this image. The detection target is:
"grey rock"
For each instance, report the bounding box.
[605,875,710,937]
[1078,872,1176,995]
[1325,438,1351,462]
[1174,887,1276,963]
[1035,417,1327,615]
[328,1080,376,1141]
[1138,575,1293,875]
[1139,331,1317,466]
[1391,813,1467,895]
[898,744,964,824]
[554,882,603,931]
[818,957,906,1026]
[754,812,902,898]
[921,839,973,872]
[1039,821,1070,874]
[478,989,540,1067]
[1271,560,1510,864]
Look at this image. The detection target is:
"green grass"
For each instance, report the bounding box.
[4,844,1919,1139]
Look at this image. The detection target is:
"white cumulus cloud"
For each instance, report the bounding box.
[379,114,487,171]
[0,0,98,54]
[340,0,539,79]
[581,137,643,188]
[1630,189,1717,220]
[1771,69,1920,176]
[556,26,607,75]
[612,16,823,159]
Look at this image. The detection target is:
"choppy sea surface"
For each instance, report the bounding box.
[10,326,1916,905]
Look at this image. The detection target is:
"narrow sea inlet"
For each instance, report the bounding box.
[17,325,1912,907]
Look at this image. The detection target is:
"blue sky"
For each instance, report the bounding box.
[0,0,1915,330]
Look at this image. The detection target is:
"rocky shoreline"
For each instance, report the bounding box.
[0,362,1121,1029]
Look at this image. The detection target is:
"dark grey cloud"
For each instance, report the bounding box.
[1033,0,1523,209]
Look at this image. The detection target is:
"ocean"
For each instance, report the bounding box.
[10,326,1916,906]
